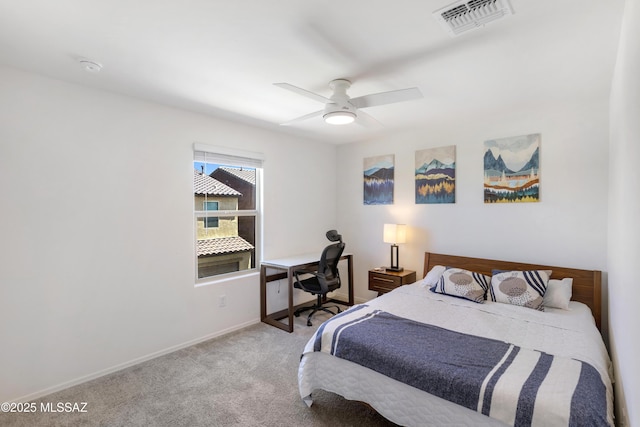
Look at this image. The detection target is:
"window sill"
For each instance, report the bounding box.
[194,270,259,288]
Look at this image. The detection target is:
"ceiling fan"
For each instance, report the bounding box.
[274,79,423,126]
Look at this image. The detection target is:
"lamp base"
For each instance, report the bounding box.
[387,244,403,272]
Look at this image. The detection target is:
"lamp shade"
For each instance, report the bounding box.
[383,224,406,244]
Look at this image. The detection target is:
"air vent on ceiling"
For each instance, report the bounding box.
[433,0,514,37]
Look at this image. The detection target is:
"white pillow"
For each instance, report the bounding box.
[422,265,446,288]
[544,278,573,310]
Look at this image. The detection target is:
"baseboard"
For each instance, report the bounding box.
[10,318,260,403]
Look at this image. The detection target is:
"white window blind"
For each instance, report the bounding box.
[193,143,264,169]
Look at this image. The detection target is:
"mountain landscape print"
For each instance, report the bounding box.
[364,154,394,205]
[415,145,456,204]
[484,134,540,203]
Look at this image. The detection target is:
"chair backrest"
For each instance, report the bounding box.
[317,241,346,292]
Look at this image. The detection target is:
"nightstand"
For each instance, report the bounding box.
[368,269,417,295]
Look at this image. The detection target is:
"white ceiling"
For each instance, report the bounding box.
[0,0,625,144]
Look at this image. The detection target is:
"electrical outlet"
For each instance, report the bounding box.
[219,295,226,307]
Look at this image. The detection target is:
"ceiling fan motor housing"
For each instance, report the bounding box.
[323,79,357,124]
[323,100,356,115]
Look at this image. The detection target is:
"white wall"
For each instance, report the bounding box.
[337,100,610,310]
[0,65,337,402]
[608,0,640,425]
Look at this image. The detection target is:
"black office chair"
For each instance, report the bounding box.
[293,230,345,326]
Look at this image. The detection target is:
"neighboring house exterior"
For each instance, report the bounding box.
[211,167,256,210]
[210,166,257,268]
[194,169,254,277]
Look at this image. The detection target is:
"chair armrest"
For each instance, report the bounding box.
[294,269,318,278]
[294,269,318,284]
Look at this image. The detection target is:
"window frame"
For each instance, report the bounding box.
[193,143,263,285]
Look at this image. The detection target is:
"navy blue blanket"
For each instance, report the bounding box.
[312,307,609,427]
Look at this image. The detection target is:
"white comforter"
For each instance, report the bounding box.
[299,280,613,427]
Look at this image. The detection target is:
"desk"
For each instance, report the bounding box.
[260,252,354,332]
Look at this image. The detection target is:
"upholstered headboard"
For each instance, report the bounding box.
[423,252,602,331]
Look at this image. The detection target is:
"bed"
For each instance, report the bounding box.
[298,252,613,426]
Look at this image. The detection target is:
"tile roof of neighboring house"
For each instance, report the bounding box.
[218,167,256,185]
[194,170,241,196]
[197,236,254,256]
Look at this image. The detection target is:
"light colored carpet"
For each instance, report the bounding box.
[2,308,398,427]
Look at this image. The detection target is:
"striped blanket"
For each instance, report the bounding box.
[312,305,610,427]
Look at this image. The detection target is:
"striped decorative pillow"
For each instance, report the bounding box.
[489,270,551,311]
[431,268,490,303]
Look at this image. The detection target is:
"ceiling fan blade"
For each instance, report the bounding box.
[274,83,331,104]
[350,87,423,109]
[301,16,498,83]
[355,110,383,128]
[280,110,323,126]
[298,20,362,74]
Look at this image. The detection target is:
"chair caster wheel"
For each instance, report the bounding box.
[307,320,313,327]
[294,312,300,317]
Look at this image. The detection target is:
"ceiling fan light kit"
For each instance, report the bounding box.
[324,110,356,125]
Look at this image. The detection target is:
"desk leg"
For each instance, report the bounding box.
[264,267,294,333]
[287,267,295,332]
[260,265,267,322]
[347,254,354,306]
[260,266,293,332]
[326,255,354,308]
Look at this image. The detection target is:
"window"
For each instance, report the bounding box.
[204,201,219,228]
[193,144,263,282]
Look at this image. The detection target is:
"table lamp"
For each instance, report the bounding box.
[383,224,406,272]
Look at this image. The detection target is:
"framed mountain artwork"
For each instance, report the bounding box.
[484,134,540,203]
[415,145,456,204]
[364,154,394,205]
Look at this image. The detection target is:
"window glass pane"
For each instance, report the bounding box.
[194,159,258,280]
[204,201,219,228]
[205,217,219,228]
[194,162,256,210]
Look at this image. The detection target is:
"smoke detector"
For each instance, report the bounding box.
[433,0,514,37]
[78,58,103,73]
